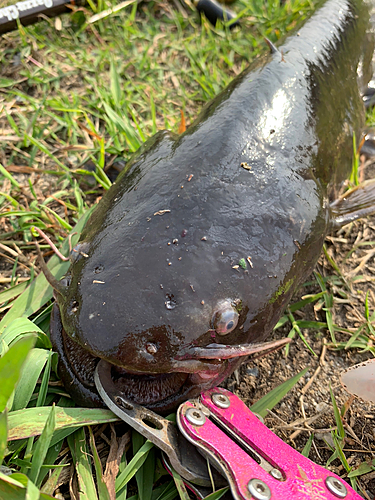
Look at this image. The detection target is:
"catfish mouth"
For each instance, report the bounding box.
[58,326,216,410]
[110,365,189,406]
[55,317,290,411]
[106,338,289,406]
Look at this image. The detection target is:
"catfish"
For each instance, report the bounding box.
[42,0,375,413]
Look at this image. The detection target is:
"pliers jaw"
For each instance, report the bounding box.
[94,359,225,488]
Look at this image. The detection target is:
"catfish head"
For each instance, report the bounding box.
[48,125,327,413]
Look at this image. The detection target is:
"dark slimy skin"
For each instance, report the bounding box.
[50,0,373,413]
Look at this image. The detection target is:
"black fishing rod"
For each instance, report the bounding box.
[0,0,78,34]
[0,0,239,35]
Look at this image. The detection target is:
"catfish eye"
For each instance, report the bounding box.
[212,301,239,335]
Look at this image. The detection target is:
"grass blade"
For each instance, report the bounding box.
[115,440,154,492]
[348,460,375,478]
[0,163,21,189]
[89,427,111,500]
[134,432,155,500]
[25,475,40,500]
[41,458,67,495]
[68,427,98,500]
[250,367,309,417]
[24,134,71,174]
[36,440,64,488]
[0,410,7,465]
[110,59,123,108]
[171,468,189,500]
[301,434,313,458]
[330,386,345,439]
[12,349,50,411]
[8,407,118,441]
[0,336,36,413]
[36,351,53,407]
[202,488,230,500]
[0,282,30,306]
[28,405,56,483]
[314,272,337,344]
[0,318,49,350]
[0,471,55,500]
[40,457,68,495]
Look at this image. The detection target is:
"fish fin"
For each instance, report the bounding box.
[265,37,278,54]
[330,178,375,227]
[340,359,375,403]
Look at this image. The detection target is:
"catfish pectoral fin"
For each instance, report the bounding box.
[180,338,291,360]
[330,178,375,227]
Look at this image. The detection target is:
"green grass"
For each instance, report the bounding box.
[1,0,374,498]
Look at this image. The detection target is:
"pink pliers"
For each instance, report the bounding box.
[95,359,362,500]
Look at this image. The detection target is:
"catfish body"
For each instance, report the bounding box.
[50,0,373,412]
